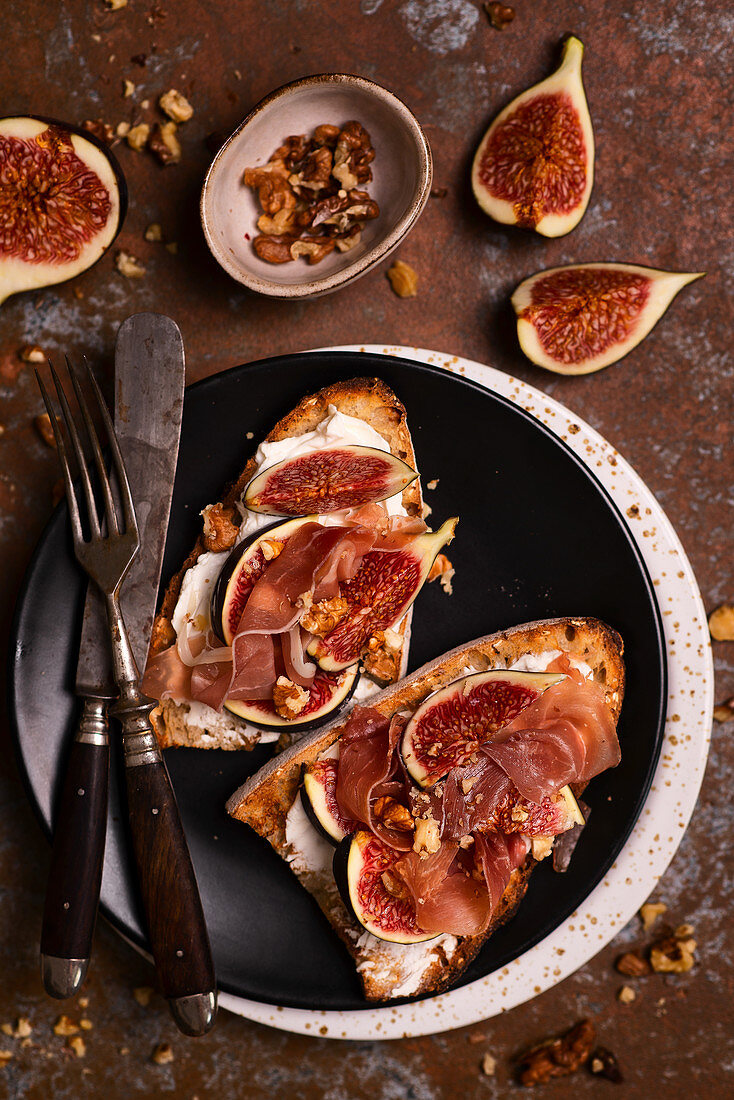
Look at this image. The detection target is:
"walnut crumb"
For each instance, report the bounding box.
[639,901,667,931]
[14,1018,32,1039]
[708,604,734,641]
[413,816,441,857]
[68,1035,86,1058]
[617,984,636,1004]
[481,1053,497,1076]
[125,122,150,151]
[53,1015,79,1037]
[201,502,239,551]
[105,0,128,8]
[122,79,135,97]
[713,698,734,722]
[79,1019,93,1031]
[426,478,439,490]
[387,260,418,298]
[272,676,309,719]
[373,796,414,832]
[78,998,89,1009]
[0,1051,12,1066]
[459,834,475,848]
[133,986,154,1007]
[34,413,58,448]
[115,251,146,278]
[152,1042,174,1065]
[484,2,515,30]
[0,1025,11,1037]
[650,933,696,973]
[615,951,650,977]
[159,89,194,123]
[116,121,131,138]
[301,596,349,635]
[428,553,454,595]
[145,222,164,242]
[518,1019,595,1085]
[20,344,46,363]
[531,836,554,861]
[149,121,181,165]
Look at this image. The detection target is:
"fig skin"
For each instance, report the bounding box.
[0,115,127,304]
[471,36,594,237]
[512,262,705,375]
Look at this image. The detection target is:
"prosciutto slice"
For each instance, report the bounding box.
[440,755,515,837]
[483,673,619,803]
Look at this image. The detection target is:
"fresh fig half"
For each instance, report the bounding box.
[244,445,418,516]
[211,516,312,644]
[487,784,584,837]
[301,745,359,844]
[308,516,458,672]
[333,830,437,944]
[224,664,359,730]
[512,262,705,375]
[0,116,126,304]
[402,670,564,788]
[471,35,593,237]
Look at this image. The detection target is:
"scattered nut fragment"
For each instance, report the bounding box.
[115,251,146,279]
[467,1030,487,1044]
[149,121,181,165]
[123,79,136,97]
[116,121,131,138]
[159,89,193,123]
[481,1053,497,1076]
[428,552,455,595]
[675,923,694,938]
[34,413,58,448]
[14,1018,32,1039]
[426,478,439,490]
[650,933,696,973]
[531,836,554,861]
[133,985,154,1007]
[517,1019,595,1086]
[53,1015,79,1037]
[78,997,89,1009]
[615,951,650,977]
[387,260,418,298]
[0,1025,11,1037]
[79,1019,93,1031]
[374,796,415,832]
[713,698,734,722]
[82,119,115,145]
[413,816,441,857]
[20,344,46,363]
[708,604,734,641]
[272,676,309,719]
[484,2,515,30]
[617,985,636,1004]
[589,1047,623,1083]
[201,502,239,551]
[126,122,150,151]
[639,901,667,931]
[105,0,128,9]
[68,1035,86,1058]
[152,1042,174,1065]
[0,1051,12,1066]
[145,223,164,242]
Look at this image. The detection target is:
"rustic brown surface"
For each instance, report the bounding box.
[1,0,732,1096]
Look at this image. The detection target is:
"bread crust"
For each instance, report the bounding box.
[149,377,424,750]
[227,616,624,1001]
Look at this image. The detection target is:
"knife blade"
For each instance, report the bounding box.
[41,314,185,1000]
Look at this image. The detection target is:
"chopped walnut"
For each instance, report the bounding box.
[709,604,734,640]
[79,1018,93,1031]
[123,79,136,97]
[82,119,115,145]
[34,413,58,448]
[484,2,515,30]
[150,615,176,653]
[149,121,181,165]
[260,538,282,562]
[426,478,439,490]
[53,1015,79,1036]
[244,162,295,216]
[68,1035,86,1058]
[0,1051,11,1066]
[201,502,239,551]
[480,1053,497,1077]
[589,1047,623,1082]
[115,250,146,278]
[381,869,410,899]
[14,1018,32,1039]
[374,796,414,832]
[649,932,696,973]
[413,816,441,857]
[531,836,554,861]
[459,834,474,848]
[713,698,734,722]
[20,344,46,363]
[335,225,362,252]
[461,775,479,795]
[159,89,194,123]
[518,1019,595,1086]
[105,0,128,8]
[362,629,401,684]
[272,676,309,719]
[152,1042,174,1065]
[290,144,332,192]
[617,984,636,1004]
[253,234,299,264]
[428,553,455,595]
[615,951,650,977]
[387,260,418,298]
[133,986,154,1007]
[116,121,131,138]
[290,237,335,264]
[301,596,349,636]
[258,208,298,236]
[126,122,150,151]
[145,222,164,242]
[639,901,667,931]
[333,121,375,188]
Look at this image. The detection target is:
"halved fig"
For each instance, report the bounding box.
[495,784,585,837]
[211,517,311,644]
[471,36,593,237]
[333,830,437,944]
[224,664,359,730]
[301,745,359,844]
[243,445,418,516]
[308,517,458,672]
[0,116,126,303]
[512,262,705,374]
[402,670,564,787]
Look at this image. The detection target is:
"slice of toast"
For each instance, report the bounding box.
[149,378,424,751]
[227,616,624,1002]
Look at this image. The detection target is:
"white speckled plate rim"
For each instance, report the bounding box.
[218,343,713,1040]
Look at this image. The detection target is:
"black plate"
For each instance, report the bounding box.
[9,351,666,1011]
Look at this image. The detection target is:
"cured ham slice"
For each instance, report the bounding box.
[335,708,414,848]
[440,755,515,837]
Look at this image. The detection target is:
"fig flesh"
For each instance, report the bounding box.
[471,36,593,237]
[307,516,458,672]
[244,445,418,516]
[224,663,359,730]
[211,516,311,645]
[0,116,126,303]
[301,746,359,844]
[402,670,564,788]
[333,830,437,945]
[512,262,705,374]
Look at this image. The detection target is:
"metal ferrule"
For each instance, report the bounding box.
[121,727,162,768]
[74,697,109,747]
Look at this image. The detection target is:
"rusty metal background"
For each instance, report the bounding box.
[0,0,731,1095]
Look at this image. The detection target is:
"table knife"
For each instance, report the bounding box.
[40,314,188,1004]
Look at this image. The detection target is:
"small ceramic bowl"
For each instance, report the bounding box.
[200,74,432,299]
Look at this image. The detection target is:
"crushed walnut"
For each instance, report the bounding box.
[115,250,146,278]
[484,2,515,30]
[149,121,181,165]
[152,1042,174,1065]
[34,413,58,448]
[639,900,667,931]
[126,122,150,151]
[518,1019,595,1086]
[709,603,734,640]
[374,796,414,832]
[387,259,418,298]
[145,222,164,242]
[428,552,454,595]
[362,628,401,684]
[531,836,554,861]
[615,951,650,977]
[159,89,193,123]
[300,595,349,635]
[272,675,309,719]
[20,344,46,363]
[617,984,636,1004]
[246,122,379,264]
[589,1047,623,1082]
[67,1035,86,1058]
[413,815,441,857]
[53,1015,79,1037]
[133,986,154,1007]
[480,1053,497,1077]
[649,930,697,973]
[713,697,734,722]
[201,502,239,551]
[82,119,115,145]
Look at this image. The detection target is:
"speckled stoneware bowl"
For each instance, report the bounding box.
[200,74,432,299]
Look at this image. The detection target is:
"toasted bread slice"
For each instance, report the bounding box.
[227,616,624,1001]
[149,378,424,751]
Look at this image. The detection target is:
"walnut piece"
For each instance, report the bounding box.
[362,629,401,684]
[82,118,115,145]
[159,89,194,123]
[145,222,163,242]
[115,250,146,278]
[133,986,154,1007]
[713,697,734,722]
[709,604,734,641]
[301,596,349,636]
[617,984,636,1004]
[518,1019,595,1086]
[152,1042,174,1065]
[374,796,415,832]
[589,1047,623,1082]
[639,900,667,931]
[20,344,46,363]
[480,1053,497,1077]
[428,552,454,594]
[272,676,309,719]
[201,502,239,551]
[413,816,441,857]
[150,615,176,653]
[649,933,696,973]
[123,79,136,97]
[387,260,418,298]
[615,951,650,977]
[290,237,335,264]
[126,122,150,151]
[68,1035,86,1058]
[53,1015,79,1036]
[34,413,58,448]
[531,836,554,861]
[484,2,515,30]
[253,234,298,264]
[149,121,181,165]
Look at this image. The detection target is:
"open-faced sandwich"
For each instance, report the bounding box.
[143,378,457,750]
[227,617,624,1002]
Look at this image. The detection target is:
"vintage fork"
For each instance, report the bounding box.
[37,359,217,1037]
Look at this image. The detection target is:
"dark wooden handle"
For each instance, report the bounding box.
[125,756,215,1003]
[41,724,109,964]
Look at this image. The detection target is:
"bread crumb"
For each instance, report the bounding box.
[68,1035,86,1058]
[481,1053,497,1076]
[617,985,636,1004]
[152,1042,174,1065]
[53,1015,79,1036]
[133,986,154,1007]
[639,901,667,931]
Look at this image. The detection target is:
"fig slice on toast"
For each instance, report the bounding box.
[224,664,359,731]
[300,746,359,844]
[402,670,564,787]
[244,445,418,516]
